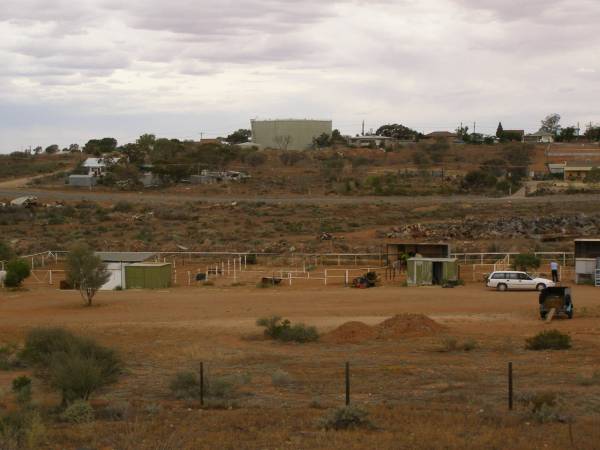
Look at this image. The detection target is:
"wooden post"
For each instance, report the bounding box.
[49,270,52,285]
[324,269,327,285]
[345,362,350,406]
[187,271,191,286]
[289,272,292,286]
[508,362,513,411]
[199,362,204,407]
[345,270,349,286]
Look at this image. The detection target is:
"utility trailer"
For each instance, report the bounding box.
[539,287,573,320]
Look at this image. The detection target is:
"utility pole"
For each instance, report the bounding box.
[361,121,365,136]
[473,121,476,134]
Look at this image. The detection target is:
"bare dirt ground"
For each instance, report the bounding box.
[1,284,599,449]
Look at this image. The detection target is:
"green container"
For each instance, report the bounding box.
[407,258,458,286]
[125,263,172,289]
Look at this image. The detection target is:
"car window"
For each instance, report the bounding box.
[508,273,519,280]
[518,273,532,280]
[492,273,504,279]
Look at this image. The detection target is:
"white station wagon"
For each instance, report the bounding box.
[486,271,555,291]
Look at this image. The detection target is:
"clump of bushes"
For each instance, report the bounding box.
[525,330,571,351]
[517,392,567,423]
[436,336,478,352]
[320,405,372,430]
[169,370,250,400]
[4,259,31,288]
[12,376,32,405]
[20,327,122,405]
[0,343,21,370]
[256,316,319,343]
[271,369,293,387]
[60,400,94,424]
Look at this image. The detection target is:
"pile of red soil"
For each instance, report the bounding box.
[323,314,444,344]
[321,321,378,344]
[376,314,445,340]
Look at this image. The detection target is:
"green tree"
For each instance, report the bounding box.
[4,259,31,287]
[0,240,14,261]
[120,143,145,165]
[512,253,541,272]
[540,113,561,135]
[462,170,497,190]
[136,134,156,153]
[45,144,59,154]
[556,126,577,142]
[65,243,110,307]
[312,133,331,149]
[83,138,118,156]
[226,129,251,144]
[376,124,421,140]
[496,122,504,139]
[330,129,346,145]
[584,124,600,142]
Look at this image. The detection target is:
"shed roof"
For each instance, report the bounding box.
[128,262,171,267]
[95,252,155,262]
[408,257,458,262]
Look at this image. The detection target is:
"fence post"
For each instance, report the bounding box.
[49,270,52,285]
[199,362,204,407]
[345,270,349,286]
[508,362,513,411]
[289,272,292,286]
[324,269,327,285]
[345,362,350,406]
[187,271,191,286]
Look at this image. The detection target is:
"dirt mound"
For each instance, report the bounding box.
[323,314,444,344]
[322,321,378,344]
[376,314,444,339]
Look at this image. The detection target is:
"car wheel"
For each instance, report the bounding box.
[567,310,573,319]
[497,283,507,292]
[536,283,546,291]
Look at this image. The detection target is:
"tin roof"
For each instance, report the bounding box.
[95,252,155,262]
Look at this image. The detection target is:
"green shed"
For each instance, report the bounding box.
[407,257,458,286]
[125,263,172,289]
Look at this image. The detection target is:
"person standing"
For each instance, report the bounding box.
[550,260,559,283]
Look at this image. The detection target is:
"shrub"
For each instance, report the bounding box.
[60,400,94,424]
[12,376,32,405]
[271,369,293,387]
[320,405,372,430]
[0,409,46,449]
[0,343,20,370]
[113,201,133,212]
[525,330,571,351]
[169,371,202,400]
[436,336,478,352]
[517,392,565,423]
[21,327,122,405]
[256,316,319,343]
[245,254,257,265]
[577,371,600,386]
[4,259,31,288]
[169,371,248,400]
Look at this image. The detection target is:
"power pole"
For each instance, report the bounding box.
[473,121,476,134]
[361,121,365,136]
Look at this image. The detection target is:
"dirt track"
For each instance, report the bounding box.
[2,186,600,206]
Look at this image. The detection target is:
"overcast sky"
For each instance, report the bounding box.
[1,0,599,152]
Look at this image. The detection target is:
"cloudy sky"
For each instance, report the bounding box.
[1,0,599,151]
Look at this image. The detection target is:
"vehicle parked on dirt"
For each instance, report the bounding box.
[486,271,555,291]
[539,286,573,319]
